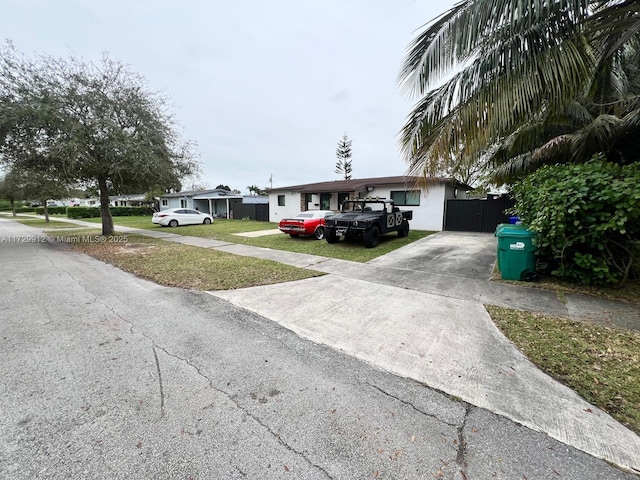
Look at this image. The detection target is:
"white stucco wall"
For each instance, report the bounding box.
[161,197,189,210]
[361,184,447,231]
[268,192,303,222]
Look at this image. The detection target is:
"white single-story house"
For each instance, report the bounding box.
[77,198,99,207]
[159,189,269,219]
[46,197,99,207]
[267,176,471,231]
[46,195,148,208]
[109,194,148,207]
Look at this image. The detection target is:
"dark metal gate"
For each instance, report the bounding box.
[230,200,270,221]
[254,204,269,222]
[444,198,515,233]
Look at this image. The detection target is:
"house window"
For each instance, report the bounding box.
[180,199,187,208]
[391,190,420,206]
[278,195,285,206]
[161,199,168,206]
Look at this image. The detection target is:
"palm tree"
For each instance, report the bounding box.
[398,0,640,184]
[491,40,640,182]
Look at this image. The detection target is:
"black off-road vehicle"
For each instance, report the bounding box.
[324,198,413,248]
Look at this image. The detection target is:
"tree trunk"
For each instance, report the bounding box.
[98,177,114,235]
[10,199,16,217]
[41,200,50,223]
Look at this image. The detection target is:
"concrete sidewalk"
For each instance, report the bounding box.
[10,214,640,472]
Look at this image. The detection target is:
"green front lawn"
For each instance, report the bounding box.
[83,216,434,263]
[52,232,322,290]
[488,305,640,435]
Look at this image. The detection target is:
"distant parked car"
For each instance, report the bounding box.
[278,210,335,240]
[152,208,213,227]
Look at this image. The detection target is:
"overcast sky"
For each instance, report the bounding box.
[2,0,457,194]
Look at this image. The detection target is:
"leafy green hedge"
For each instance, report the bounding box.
[0,206,36,213]
[66,207,101,218]
[66,206,154,219]
[34,206,68,215]
[512,156,640,286]
[110,206,155,216]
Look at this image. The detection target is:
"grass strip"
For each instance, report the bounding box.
[80,216,434,263]
[55,232,323,290]
[487,305,640,434]
[11,217,75,228]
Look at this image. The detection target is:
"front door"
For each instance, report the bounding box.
[320,193,331,210]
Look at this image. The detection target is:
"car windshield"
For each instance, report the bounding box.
[341,201,385,212]
[297,213,314,218]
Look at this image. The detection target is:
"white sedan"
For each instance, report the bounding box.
[152,208,214,227]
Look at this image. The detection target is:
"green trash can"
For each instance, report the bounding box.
[495,224,536,281]
[494,224,526,271]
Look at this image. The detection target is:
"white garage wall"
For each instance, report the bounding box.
[362,184,446,231]
[269,192,302,222]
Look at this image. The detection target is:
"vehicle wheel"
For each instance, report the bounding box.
[363,225,380,248]
[203,218,212,225]
[313,226,325,240]
[398,220,409,237]
[168,219,178,228]
[325,229,339,244]
[289,233,299,238]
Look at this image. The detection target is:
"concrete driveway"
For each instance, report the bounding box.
[367,231,498,280]
[211,231,640,473]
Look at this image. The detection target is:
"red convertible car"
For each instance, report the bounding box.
[278,210,335,240]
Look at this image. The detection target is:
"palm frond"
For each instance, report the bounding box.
[400,0,640,182]
[570,113,624,160]
[588,0,640,57]
[399,0,596,174]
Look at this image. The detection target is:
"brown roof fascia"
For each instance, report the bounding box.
[270,176,470,193]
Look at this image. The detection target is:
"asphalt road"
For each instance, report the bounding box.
[0,218,636,479]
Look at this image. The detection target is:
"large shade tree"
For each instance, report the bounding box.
[0,168,24,216]
[0,42,199,235]
[398,0,640,184]
[9,166,72,222]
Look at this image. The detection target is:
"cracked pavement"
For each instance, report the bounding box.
[0,218,637,479]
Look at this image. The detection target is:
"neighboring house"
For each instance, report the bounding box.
[76,198,99,207]
[159,189,269,219]
[108,194,148,207]
[43,196,146,208]
[267,176,470,231]
[44,198,99,207]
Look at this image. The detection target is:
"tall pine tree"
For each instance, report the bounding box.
[335,133,353,180]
